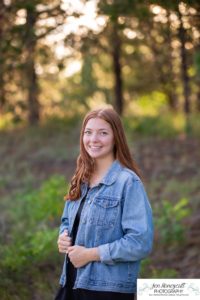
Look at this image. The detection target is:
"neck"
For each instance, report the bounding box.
[89,156,115,188]
[93,156,115,175]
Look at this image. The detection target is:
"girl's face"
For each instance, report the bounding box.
[83,117,115,161]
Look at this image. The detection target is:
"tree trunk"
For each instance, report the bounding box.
[0,71,6,114]
[197,87,200,111]
[178,9,190,114]
[195,42,200,112]
[112,21,123,116]
[27,58,39,125]
[25,6,40,125]
[146,17,178,111]
[0,1,6,114]
[166,10,178,111]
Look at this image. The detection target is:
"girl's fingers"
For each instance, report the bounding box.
[58,241,69,247]
[58,244,71,252]
[58,238,71,245]
[57,230,72,253]
[64,229,68,236]
[58,247,68,253]
[58,236,71,243]
[58,236,67,241]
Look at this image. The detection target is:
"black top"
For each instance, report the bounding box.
[66,188,89,291]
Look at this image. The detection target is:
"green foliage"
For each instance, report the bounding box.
[20,175,67,224]
[194,50,200,76]
[137,91,168,115]
[134,116,178,137]
[42,113,82,134]
[123,113,200,138]
[0,175,67,273]
[155,198,191,246]
[0,113,15,130]
[150,268,178,279]
[186,114,200,137]
[140,258,178,278]
[140,257,152,277]
[124,115,178,137]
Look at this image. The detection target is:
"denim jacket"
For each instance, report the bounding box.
[58,160,153,293]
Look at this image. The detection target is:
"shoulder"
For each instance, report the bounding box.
[117,165,149,202]
[116,163,141,186]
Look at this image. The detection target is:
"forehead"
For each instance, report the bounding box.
[85,117,112,130]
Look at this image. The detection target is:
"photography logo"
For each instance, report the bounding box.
[137,279,200,299]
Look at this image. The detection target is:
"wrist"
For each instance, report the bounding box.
[86,247,100,262]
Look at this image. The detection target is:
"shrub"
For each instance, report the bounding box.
[0,175,67,298]
[155,198,191,247]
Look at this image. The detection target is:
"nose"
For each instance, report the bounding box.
[90,132,99,142]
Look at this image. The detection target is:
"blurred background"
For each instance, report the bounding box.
[0,0,200,299]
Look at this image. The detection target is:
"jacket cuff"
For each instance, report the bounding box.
[98,244,115,265]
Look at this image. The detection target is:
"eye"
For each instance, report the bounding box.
[100,131,108,135]
[84,130,91,135]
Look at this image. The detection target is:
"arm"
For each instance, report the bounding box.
[68,245,100,267]
[59,200,70,235]
[57,201,72,253]
[97,179,154,265]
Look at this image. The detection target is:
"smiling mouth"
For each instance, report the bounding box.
[89,146,102,150]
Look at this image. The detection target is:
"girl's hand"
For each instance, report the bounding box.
[57,230,72,253]
[68,245,100,268]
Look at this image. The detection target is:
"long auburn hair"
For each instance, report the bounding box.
[65,108,141,201]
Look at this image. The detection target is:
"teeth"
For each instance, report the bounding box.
[90,146,101,149]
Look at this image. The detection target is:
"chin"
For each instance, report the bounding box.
[88,152,104,159]
[89,154,102,159]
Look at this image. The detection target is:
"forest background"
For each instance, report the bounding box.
[0,0,200,299]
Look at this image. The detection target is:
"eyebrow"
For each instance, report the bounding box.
[84,127,109,131]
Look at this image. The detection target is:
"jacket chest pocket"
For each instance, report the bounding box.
[88,196,119,229]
